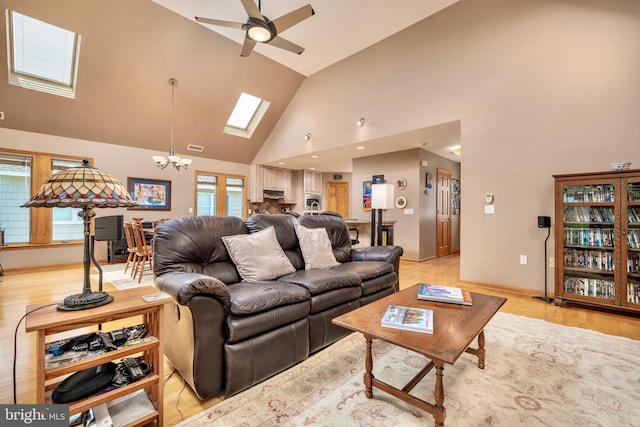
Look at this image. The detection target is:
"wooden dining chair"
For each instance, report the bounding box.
[122,222,138,276]
[131,222,153,283]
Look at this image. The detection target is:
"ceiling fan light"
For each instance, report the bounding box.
[247,19,275,43]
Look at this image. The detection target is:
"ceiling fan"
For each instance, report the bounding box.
[195,0,315,57]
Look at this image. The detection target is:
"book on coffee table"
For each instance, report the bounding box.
[417,283,473,306]
[381,305,433,334]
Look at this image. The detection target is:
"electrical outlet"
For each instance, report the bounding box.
[549,257,555,268]
[520,255,528,265]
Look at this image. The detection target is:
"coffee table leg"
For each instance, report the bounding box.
[477,330,486,369]
[364,335,374,398]
[433,361,446,426]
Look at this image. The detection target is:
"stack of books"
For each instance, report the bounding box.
[417,283,473,306]
[381,305,433,334]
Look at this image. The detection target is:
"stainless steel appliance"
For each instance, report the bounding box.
[304,195,321,211]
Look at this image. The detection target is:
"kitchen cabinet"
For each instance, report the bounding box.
[304,170,323,194]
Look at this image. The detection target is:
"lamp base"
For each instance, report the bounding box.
[532,295,554,304]
[57,291,114,311]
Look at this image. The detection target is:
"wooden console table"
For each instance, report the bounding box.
[25,286,167,426]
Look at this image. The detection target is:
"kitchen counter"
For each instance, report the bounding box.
[344,219,396,246]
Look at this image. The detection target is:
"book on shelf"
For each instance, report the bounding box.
[417,283,473,306]
[381,305,433,334]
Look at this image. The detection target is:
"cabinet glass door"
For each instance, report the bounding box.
[562,183,616,301]
[627,181,640,304]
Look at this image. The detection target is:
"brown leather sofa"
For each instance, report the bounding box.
[153,213,403,399]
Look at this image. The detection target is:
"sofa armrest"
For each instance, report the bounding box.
[351,245,404,278]
[155,272,231,310]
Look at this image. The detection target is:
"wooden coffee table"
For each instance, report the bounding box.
[332,284,506,427]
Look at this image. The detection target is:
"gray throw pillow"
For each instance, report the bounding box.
[222,226,296,282]
[294,224,340,270]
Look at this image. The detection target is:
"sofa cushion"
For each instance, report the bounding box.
[227,281,310,315]
[279,269,361,296]
[331,260,394,281]
[226,281,310,343]
[222,226,296,282]
[294,224,340,270]
[298,215,352,263]
[245,214,305,270]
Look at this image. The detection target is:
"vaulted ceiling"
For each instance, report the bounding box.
[0,0,460,171]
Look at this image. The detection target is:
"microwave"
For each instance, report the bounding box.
[304,195,321,209]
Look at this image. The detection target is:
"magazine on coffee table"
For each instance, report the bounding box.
[417,283,473,306]
[381,305,433,334]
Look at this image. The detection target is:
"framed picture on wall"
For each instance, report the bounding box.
[127,177,171,211]
[363,180,372,210]
[452,178,460,215]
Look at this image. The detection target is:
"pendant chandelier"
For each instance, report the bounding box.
[152,78,192,170]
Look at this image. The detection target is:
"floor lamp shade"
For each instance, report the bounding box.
[371,184,394,210]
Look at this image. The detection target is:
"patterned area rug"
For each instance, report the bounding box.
[94,263,154,290]
[177,312,640,427]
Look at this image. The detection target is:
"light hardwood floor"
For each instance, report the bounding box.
[1,254,638,426]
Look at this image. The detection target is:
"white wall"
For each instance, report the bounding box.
[0,127,249,269]
[256,0,640,291]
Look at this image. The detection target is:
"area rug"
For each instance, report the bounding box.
[93,263,154,290]
[177,312,640,427]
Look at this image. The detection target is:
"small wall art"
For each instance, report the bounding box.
[128,177,171,211]
[452,178,460,215]
[396,178,407,190]
[363,180,372,210]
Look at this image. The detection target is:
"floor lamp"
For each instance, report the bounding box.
[370,183,394,246]
[533,216,553,303]
[22,159,138,311]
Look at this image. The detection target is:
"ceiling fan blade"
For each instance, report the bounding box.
[195,16,245,30]
[240,37,258,57]
[272,4,314,34]
[240,0,264,21]
[267,35,305,55]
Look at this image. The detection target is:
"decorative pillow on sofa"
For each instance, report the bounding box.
[294,224,341,270]
[222,226,296,282]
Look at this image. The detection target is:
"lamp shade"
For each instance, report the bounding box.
[22,159,137,209]
[371,183,394,209]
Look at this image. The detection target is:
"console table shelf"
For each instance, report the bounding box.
[25,286,167,426]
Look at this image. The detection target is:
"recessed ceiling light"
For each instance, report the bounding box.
[356,146,365,150]
[311,155,318,158]
[310,167,315,170]
[278,162,284,165]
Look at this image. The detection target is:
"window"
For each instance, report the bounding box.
[0,153,31,244]
[196,172,246,219]
[0,150,89,246]
[6,10,81,98]
[223,92,271,139]
[196,175,217,216]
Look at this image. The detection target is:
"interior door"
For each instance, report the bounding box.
[326,181,349,218]
[437,168,452,257]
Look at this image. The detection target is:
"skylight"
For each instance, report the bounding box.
[7,10,81,98]
[224,92,270,139]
